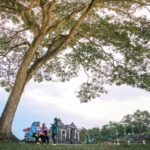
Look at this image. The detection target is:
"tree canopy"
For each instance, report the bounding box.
[0,0,150,102]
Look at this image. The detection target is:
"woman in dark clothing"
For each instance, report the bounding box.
[41,123,49,144]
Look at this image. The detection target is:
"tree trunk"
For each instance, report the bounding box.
[0,34,44,141]
[0,68,26,141]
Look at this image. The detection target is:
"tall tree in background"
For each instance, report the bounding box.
[0,0,150,140]
[100,122,124,141]
[79,128,88,143]
[122,110,150,134]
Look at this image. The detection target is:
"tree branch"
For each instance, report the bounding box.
[40,0,56,32]
[131,0,150,6]
[0,42,30,60]
[26,0,97,82]
[97,3,150,25]
[15,1,40,36]
[45,5,86,35]
[28,0,40,13]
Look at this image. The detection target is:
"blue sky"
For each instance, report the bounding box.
[1,76,150,139]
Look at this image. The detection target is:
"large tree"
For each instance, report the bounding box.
[100,122,124,141]
[122,110,150,134]
[0,0,150,140]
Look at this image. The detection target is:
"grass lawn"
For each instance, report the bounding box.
[0,142,150,150]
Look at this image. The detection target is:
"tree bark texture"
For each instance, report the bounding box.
[0,34,44,141]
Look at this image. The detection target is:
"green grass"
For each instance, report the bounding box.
[0,142,150,150]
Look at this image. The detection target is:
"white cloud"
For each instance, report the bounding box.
[17,79,150,126]
[1,77,150,139]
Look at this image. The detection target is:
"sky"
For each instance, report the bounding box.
[0,74,150,139]
[0,4,150,140]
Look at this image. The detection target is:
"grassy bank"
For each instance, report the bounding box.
[0,142,150,150]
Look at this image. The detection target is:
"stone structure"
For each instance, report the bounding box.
[56,119,80,144]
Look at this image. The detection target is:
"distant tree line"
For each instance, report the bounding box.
[79,110,150,143]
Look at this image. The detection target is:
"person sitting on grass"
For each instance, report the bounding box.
[23,127,30,142]
[33,121,43,144]
[41,123,49,144]
[29,121,37,142]
[51,117,59,145]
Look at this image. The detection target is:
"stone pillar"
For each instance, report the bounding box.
[78,132,80,142]
[60,130,62,143]
[61,130,67,143]
[69,128,71,140]
[64,130,66,141]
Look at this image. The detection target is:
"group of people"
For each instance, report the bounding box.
[27,118,59,144]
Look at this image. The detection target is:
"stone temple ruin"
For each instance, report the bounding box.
[56,119,80,143]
